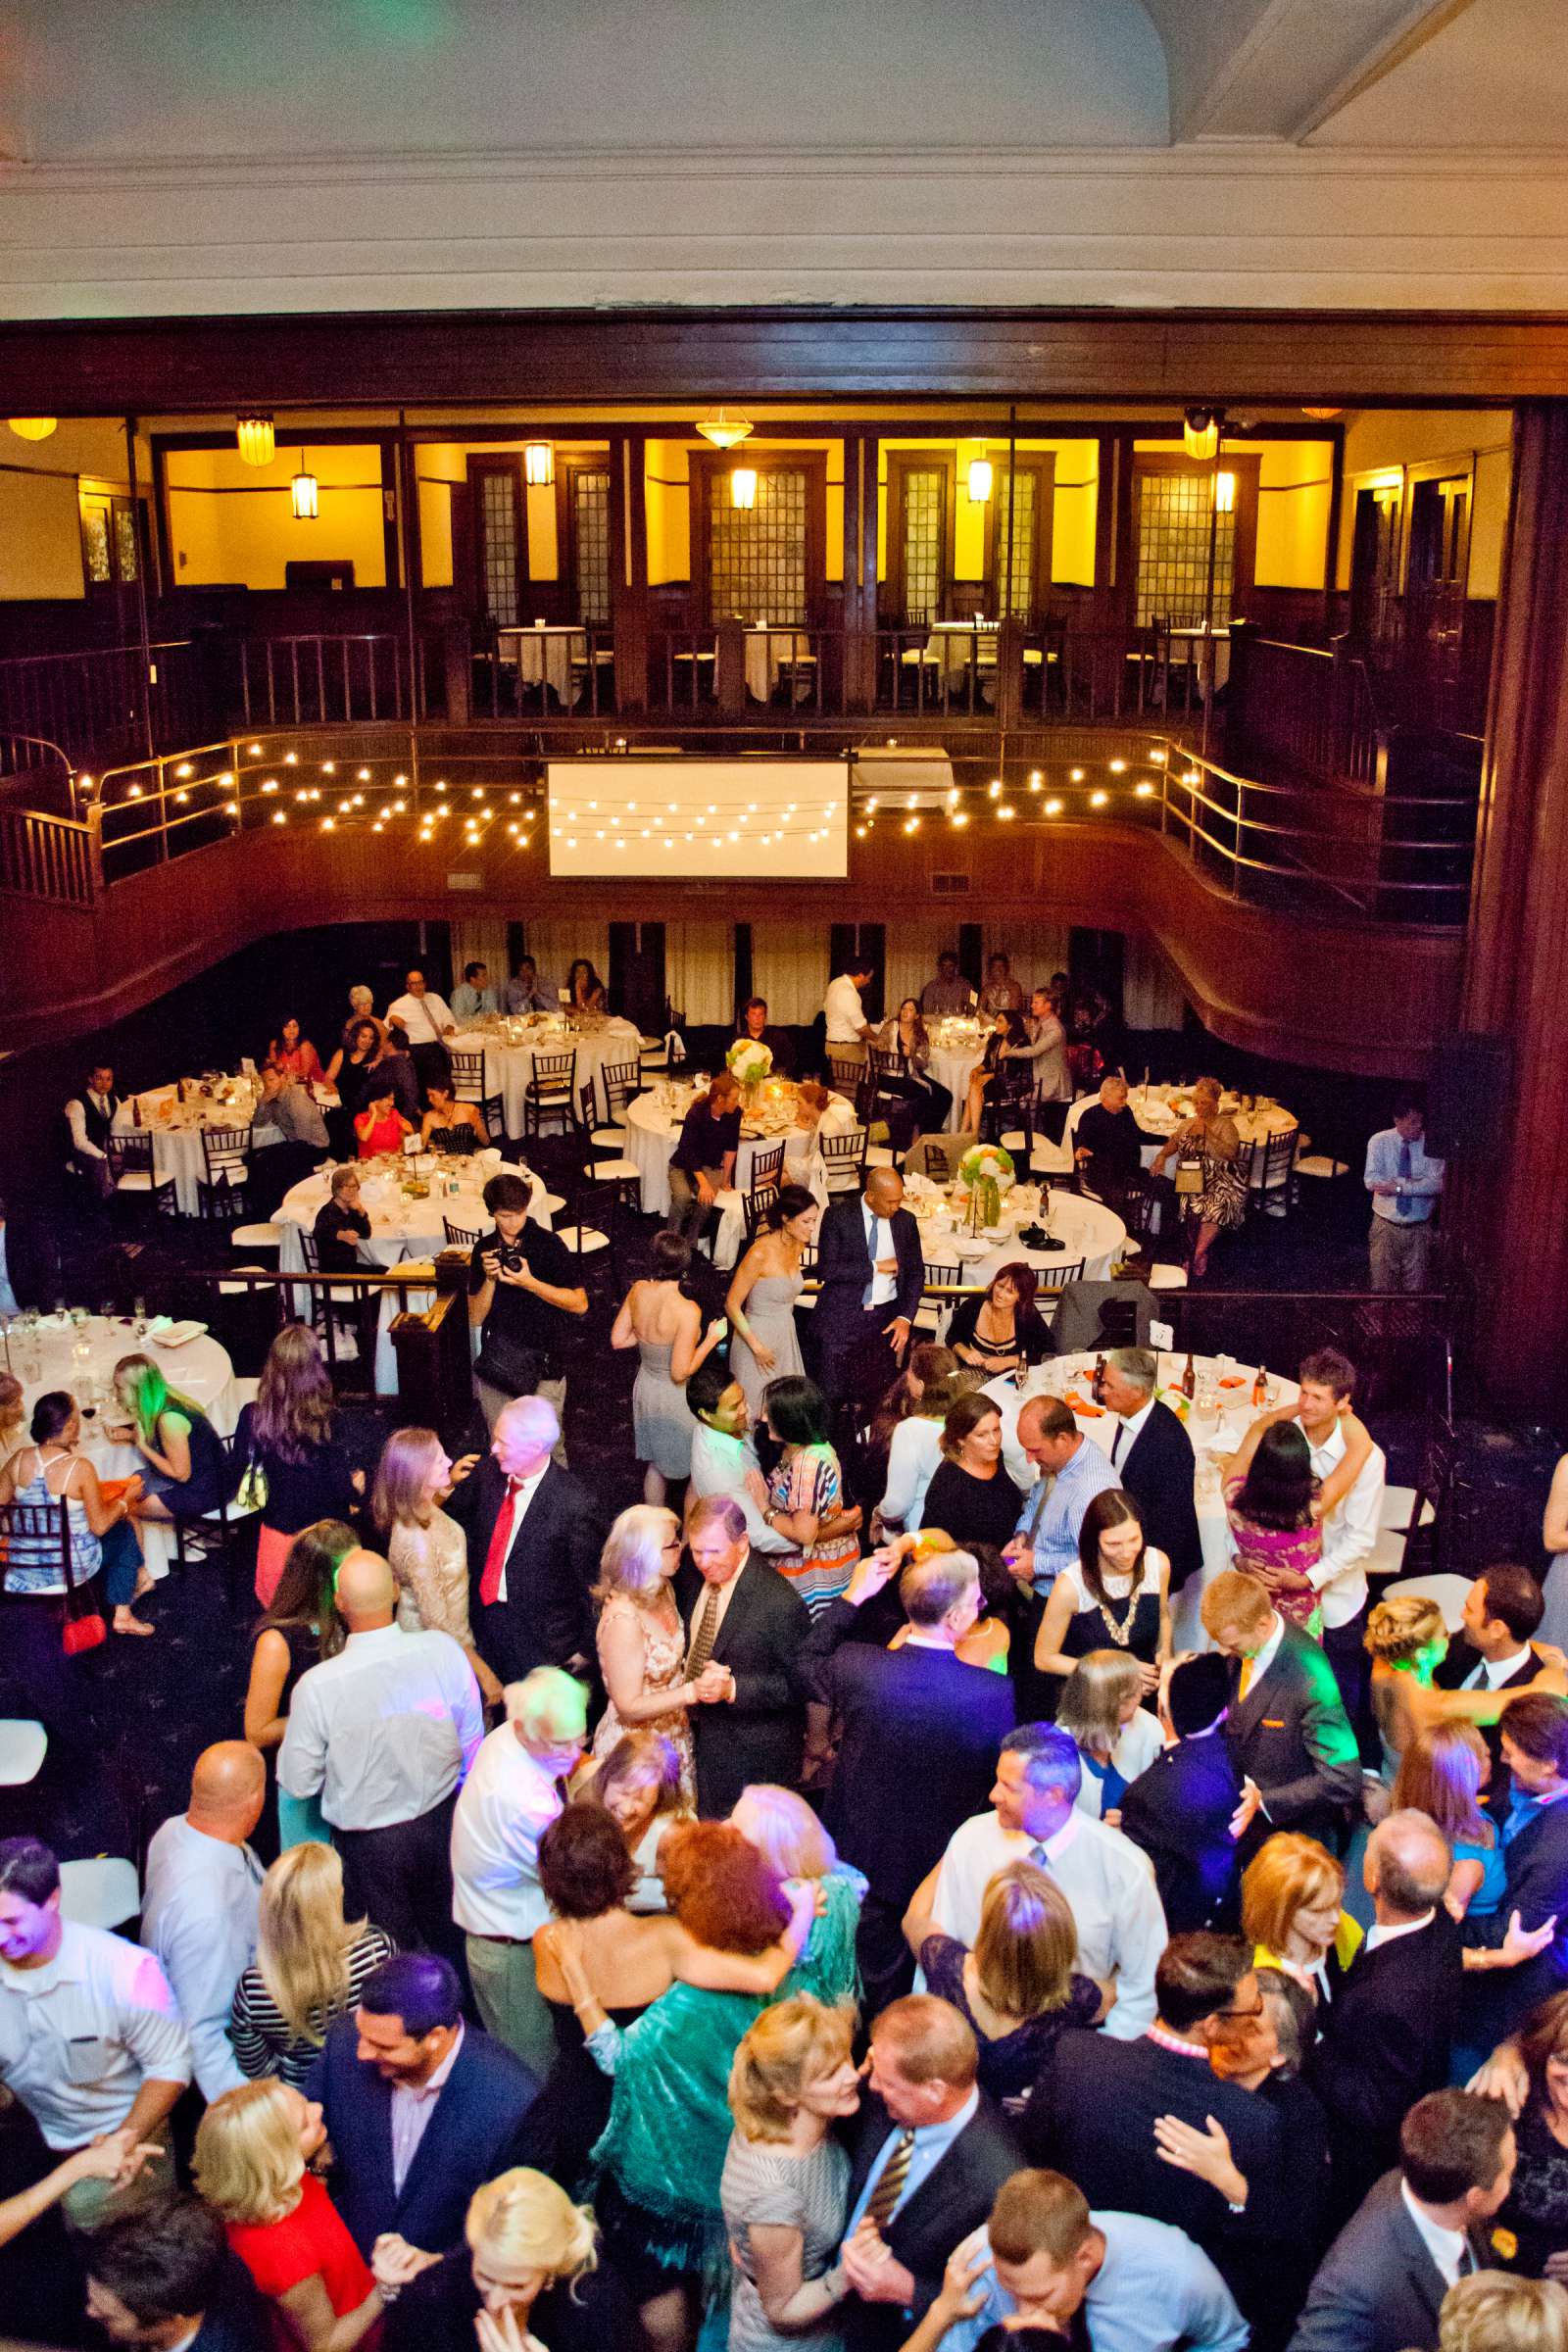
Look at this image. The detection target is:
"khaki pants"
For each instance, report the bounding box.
[1369,1214,1433,1294]
[465,1932,557,2077]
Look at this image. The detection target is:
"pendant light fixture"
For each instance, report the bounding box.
[290,452,318,519]
[697,408,753,450]
[236,414,275,467]
[966,454,995,503]
[8,417,57,441]
[730,466,758,510]
[523,442,555,486]
[1183,407,1221,462]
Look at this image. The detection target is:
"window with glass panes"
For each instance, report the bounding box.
[1134,469,1235,627]
[900,466,947,620]
[570,468,612,626]
[708,466,808,624]
[992,469,1038,617]
[477,468,521,626]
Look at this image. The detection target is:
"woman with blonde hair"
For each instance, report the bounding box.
[371,2167,608,2352]
[721,1997,859,2351]
[913,1862,1102,2108]
[370,1425,497,1708]
[1369,1592,1567,1781]
[1054,1649,1162,1823]
[1242,1830,1360,2000]
[578,1729,692,1910]
[1394,1722,1505,1920]
[110,1350,229,1523]
[235,1323,364,1606]
[229,1842,396,2089]
[589,1504,728,1804]
[1440,2273,1568,2352]
[194,2078,380,2352]
[729,1786,862,2010]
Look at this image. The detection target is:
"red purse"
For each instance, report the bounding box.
[62,1576,107,1656]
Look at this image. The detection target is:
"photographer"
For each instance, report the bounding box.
[466,1172,588,1437]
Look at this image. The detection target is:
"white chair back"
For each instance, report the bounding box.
[58,1855,141,1930]
[0,1719,47,1785]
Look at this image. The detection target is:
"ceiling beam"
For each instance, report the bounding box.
[1142,0,1478,141]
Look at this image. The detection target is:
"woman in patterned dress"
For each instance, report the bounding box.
[1150,1074,1248,1279]
[590,1505,728,1807]
[759,1378,862,1617]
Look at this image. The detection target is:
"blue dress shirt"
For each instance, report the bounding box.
[943,2210,1249,2352]
[1364,1128,1444,1224]
[843,2086,980,2238]
[1014,1436,1120,1595]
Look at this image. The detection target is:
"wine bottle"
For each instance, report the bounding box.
[1181,1351,1196,1399]
[1252,1363,1268,1408]
[132,1096,142,1128]
[1092,1353,1106,1403]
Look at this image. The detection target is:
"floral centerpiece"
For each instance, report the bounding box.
[954,1142,1015,1231]
[726,1037,774,1107]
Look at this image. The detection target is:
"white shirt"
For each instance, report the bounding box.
[863,1200,898,1308]
[1304,1422,1386,1627]
[450,1727,563,1940]
[1365,1910,1437,1954]
[1108,1396,1155,1468]
[930,1808,1165,2039]
[140,1816,262,2103]
[878,1415,945,1532]
[278,1623,484,1832]
[688,1563,747,1649]
[390,2022,464,2195]
[492,1465,549,1603]
[688,1423,790,1555]
[941,2212,1248,2352]
[1073,1710,1165,1820]
[823,974,867,1045]
[1400,2180,1471,2289]
[65,1094,113,1160]
[0,1920,192,2149]
[387,991,455,1045]
[1470,1645,1533,1690]
[1243,1612,1286,1691]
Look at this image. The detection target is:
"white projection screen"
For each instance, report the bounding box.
[547,760,850,880]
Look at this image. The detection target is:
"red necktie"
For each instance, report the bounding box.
[479,1479,521,1607]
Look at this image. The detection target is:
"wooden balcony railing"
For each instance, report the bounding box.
[0,639,220,770]
[238,632,433,727]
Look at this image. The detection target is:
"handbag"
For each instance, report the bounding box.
[1174,1154,1205,1198]
[234,1446,270,1514]
[474,1330,545,1399]
[62,1575,107,1656]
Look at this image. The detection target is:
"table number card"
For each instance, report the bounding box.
[1150,1317,1176,1351]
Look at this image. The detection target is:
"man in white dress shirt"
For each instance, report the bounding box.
[385,968,458,1100]
[140,1741,266,2103]
[909,1722,1166,2039]
[66,1062,121,1200]
[823,960,876,1060]
[0,1836,191,2211]
[279,1549,483,1972]
[450,1667,588,2076]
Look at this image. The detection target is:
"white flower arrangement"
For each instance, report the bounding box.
[956,1142,1016,1195]
[726,1039,774,1086]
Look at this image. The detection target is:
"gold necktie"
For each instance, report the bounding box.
[865,2130,915,2228]
[686,1585,720,1678]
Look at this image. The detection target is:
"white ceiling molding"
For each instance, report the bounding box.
[1139,0,1477,141]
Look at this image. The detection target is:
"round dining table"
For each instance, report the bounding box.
[448,1015,643,1132]
[1007,1348,1301,1648]
[922,1016,992,1132]
[110,1081,295,1218]
[6,1309,242,1582]
[622,1089,831,1269]
[273,1152,549,1394]
[904,1175,1126,1290]
[1074,1083,1301,1210]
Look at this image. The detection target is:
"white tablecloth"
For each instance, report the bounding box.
[112,1087,280,1218]
[498,625,600,707]
[274,1155,549,1394]
[907,1184,1126,1293]
[745,629,813,703]
[1109,1085,1299,1208]
[622,1095,829,1269]
[449,1019,642,1131]
[1016,1349,1300,1648]
[924,623,999,692]
[923,1019,991,1131]
[8,1312,241,1583]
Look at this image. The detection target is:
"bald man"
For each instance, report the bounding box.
[279,1550,484,1966]
[813,1167,924,1411]
[1307,1807,1463,2225]
[141,1741,267,2101]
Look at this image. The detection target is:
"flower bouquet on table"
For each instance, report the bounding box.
[726,1038,774,1108]
[954,1142,1015,1232]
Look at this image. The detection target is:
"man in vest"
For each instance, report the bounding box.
[66,1063,122,1201]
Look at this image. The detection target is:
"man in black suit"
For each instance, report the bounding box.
[308,1952,542,2260]
[813,1168,923,1412]
[1308,1809,1462,2225]
[1101,1347,1203,1590]
[1288,2090,1517,2352]
[451,1394,603,1687]
[836,1993,1022,2350]
[1019,1933,1301,2328]
[1462,1691,1568,2050]
[1436,1561,1547,1824]
[1119,1653,1243,1932]
[801,1542,1016,2012]
[674,1494,810,1817]
[85,2196,269,2352]
[1200,1569,1363,1858]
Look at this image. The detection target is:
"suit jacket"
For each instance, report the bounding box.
[1464,1792,1568,2044]
[674,1553,810,1817]
[801,1599,1015,1905]
[1307,1914,1462,2220]
[1435,1639,1537,1823]
[452,1456,603,1687]
[1116,1397,1203,1589]
[813,1195,924,1355]
[1225,1623,1362,1849]
[1118,1728,1243,1932]
[1288,2169,1490,2352]
[308,2017,543,2258]
[842,2090,1022,2351]
[1020,2032,1299,2303]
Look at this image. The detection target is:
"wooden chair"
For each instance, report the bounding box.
[600,1057,644,1125]
[819,1125,868,1193]
[915,1256,964,1337]
[828,1054,870,1113]
[443,1218,482,1249]
[522,1049,578,1143]
[1248,1126,1301,1218]
[0,1496,74,1593]
[1031,1255,1086,1297]
[106,1132,177,1219]
[197,1125,252,1220]
[449,1047,506,1142]
[579,1084,641,1207]
[554,1175,615,1288]
[741,1137,788,1244]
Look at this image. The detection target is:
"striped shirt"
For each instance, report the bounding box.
[228,1927,397,2089]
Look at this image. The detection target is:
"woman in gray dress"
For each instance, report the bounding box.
[612,1231,727,1502]
[726,1185,818,1425]
[720,1995,858,2352]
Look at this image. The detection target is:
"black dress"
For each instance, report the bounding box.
[136,1403,229,1518]
[1496,2100,1568,2277]
[919,1936,1100,2112]
[536,1996,651,2186]
[1058,1567,1164,1668]
[425,1123,478,1155]
[234,1404,359,1536]
[923,1459,1023,1556]
[384,2243,639,2352]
